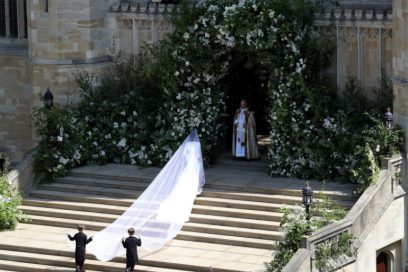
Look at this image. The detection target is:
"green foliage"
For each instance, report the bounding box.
[0,175,29,231]
[315,231,355,272]
[265,193,347,272]
[266,207,308,272]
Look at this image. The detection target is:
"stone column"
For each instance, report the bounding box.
[392,1,408,270]
[393,0,408,148]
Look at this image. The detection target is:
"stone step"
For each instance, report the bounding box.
[0,249,198,272]
[25,215,276,249]
[183,222,282,240]
[201,190,303,205]
[70,168,153,184]
[36,182,308,207]
[37,183,141,198]
[189,214,280,231]
[193,204,283,221]
[69,164,355,202]
[176,231,276,250]
[30,190,136,207]
[195,197,288,212]
[24,198,128,215]
[22,205,281,232]
[23,198,283,222]
[0,237,256,272]
[0,260,101,272]
[55,176,149,191]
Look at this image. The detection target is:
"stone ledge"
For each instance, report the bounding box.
[29,55,112,66]
[392,75,408,87]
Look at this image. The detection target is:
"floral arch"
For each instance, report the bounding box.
[34,0,402,193]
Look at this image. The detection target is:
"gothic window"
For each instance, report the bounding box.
[0,0,27,39]
[0,1,5,36]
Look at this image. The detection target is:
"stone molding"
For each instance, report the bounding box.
[110,1,179,16]
[391,75,408,87]
[29,55,112,66]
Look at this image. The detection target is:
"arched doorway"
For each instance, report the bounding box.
[376,252,388,272]
[224,58,269,151]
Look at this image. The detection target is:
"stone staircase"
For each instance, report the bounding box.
[0,163,355,271]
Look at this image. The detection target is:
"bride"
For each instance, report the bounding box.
[87,131,205,261]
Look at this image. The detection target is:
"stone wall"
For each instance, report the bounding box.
[0,53,34,162]
[316,3,393,96]
[109,2,175,57]
[351,197,405,272]
[0,0,114,162]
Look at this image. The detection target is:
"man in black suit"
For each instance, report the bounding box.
[122,228,142,272]
[67,225,93,272]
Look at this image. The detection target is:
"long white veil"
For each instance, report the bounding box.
[88,131,205,261]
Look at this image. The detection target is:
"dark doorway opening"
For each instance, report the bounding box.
[224,60,269,151]
[376,252,388,272]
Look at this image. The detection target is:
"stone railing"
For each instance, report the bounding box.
[5,148,37,196]
[283,154,404,272]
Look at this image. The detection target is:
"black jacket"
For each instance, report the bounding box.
[68,232,93,265]
[122,236,142,265]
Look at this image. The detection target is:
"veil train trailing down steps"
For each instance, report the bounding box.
[87,131,205,261]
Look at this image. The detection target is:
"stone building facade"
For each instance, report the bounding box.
[0,0,398,163]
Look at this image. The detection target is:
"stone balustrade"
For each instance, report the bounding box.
[6,148,37,196]
[283,154,405,271]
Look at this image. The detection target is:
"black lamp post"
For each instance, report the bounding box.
[43,87,54,109]
[302,180,313,235]
[385,107,393,156]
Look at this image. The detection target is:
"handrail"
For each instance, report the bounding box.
[283,155,404,271]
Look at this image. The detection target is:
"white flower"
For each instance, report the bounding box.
[113,122,119,129]
[375,145,380,152]
[204,32,210,38]
[59,157,69,165]
[176,93,182,100]
[117,138,127,148]
[100,150,106,156]
[120,111,126,116]
[174,71,180,76]
[183,32,190,40]
[57,136,63,142]
[185,61,190,66]
[73,150,81,161]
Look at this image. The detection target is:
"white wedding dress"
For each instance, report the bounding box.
[88,131,205,261]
